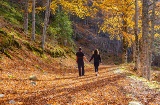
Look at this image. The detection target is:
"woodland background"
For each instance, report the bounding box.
[0,0,160,104]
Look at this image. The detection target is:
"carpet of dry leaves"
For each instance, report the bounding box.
[0,48,160,105]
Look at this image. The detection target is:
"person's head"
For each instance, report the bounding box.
[79,47,82,52]
[94,49,99,55]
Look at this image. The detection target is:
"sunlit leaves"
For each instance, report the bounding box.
[93,0,136,46]
[122,31,135,47]
[154,33,160,38]
[155,25,160,31]
[60,0,89,18]
[50,1,58,14]
[49,0,89,18]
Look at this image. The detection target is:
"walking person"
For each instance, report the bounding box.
[89,49,102,76]
[76,47,88,76]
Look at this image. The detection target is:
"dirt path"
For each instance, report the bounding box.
[0,64,159,105]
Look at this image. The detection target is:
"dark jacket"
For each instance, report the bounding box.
[76,51,84,63]
[89,54,101,63]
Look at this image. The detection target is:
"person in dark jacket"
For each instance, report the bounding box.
[76,47,88,76]
[89,49,101,76]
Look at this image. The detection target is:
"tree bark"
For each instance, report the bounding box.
[148,0,156,80]
[134,0,140,71]
[42,0,51,51]
[142,0,150,80]
[122,17,128,64]
[32,0,36,41]
[24,0,29,35]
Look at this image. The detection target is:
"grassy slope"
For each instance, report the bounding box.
[0,0,75,61]
[0,0,81,82]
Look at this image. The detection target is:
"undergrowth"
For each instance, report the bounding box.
[0,0,75,59]
[0,0,23,27]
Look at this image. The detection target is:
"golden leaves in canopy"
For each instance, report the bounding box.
[50,1,58,14]
[94,0,138,46]
[50,0,89,18]
[27,0,90,19]
[122,31,135,47]
[28,0,45,13]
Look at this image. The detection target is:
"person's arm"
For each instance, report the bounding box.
[89,54,94,62]
[83,56,89,62]
[76,56,78,63]
[99,55,102,63]
[76,53,78,63]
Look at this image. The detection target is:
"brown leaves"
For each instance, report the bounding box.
[0,50,160,105]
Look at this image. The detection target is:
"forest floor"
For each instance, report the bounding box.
[0,48,160,105]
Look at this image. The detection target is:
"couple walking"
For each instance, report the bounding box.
[76,47,101,76]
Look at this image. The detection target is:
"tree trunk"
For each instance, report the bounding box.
[23,0,28,35]
[122,18,128,63]
[122,38,128,63]
[42,0,51,51]
[32,0,36,41]
[148,0,156,79]
[142,0,150,80]
[134,0,140,71]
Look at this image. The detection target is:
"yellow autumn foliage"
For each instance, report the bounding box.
[27,0,90,18]
[122,31,135,47]
[154,33,160,38]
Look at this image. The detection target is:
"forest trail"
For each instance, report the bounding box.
[0,64,159,105]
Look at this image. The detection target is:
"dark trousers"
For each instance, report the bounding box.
[78,62,84,76]
[94,62,99,72]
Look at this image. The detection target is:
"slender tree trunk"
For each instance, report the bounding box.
[122,39,128,63]
[133,42,136,62]
[142,0,150,80]
[24,0,28,35]
[148,0,156,79]
[42,0,50,51]
[122,18,128,63]
[32,0,36,41]
[134,0,140,71]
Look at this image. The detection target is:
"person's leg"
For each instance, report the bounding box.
[94,62,99,76]
[94,62,97,72]
[97,65,99,73]
[94,62,99,72]
[94,66,96,72]
[78,63,82,76]
[82,62,85,76]
[97,62,99,74]
[95,66,98,72]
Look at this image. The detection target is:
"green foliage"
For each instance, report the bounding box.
[3,51,12,59]
[0,0,43,35]
[24,42,43,56]
[63,46,75,57]
[27,12,44,35]
[48,11,73,45]
[23,42,67,58]
[44,43,66,58]
[46,47,66,58]
[0,28,22,59]
[0,0,75,59]
[0,29,21,50]
[0,0,23,26]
